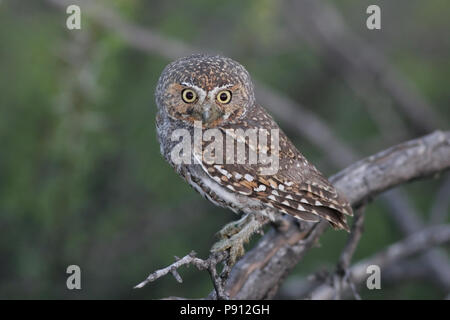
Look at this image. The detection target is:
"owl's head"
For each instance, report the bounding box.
[156,54,255,128]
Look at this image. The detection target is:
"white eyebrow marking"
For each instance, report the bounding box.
[208,84,234,100]
[181,82,207,103]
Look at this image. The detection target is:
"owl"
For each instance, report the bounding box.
[155,54,353,264]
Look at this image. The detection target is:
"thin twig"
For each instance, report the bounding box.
[338,206,366,272]
[310,224,450,299]
[382,189,450,291]
[134,251,204,288]
[333,206,366,299]
[134,250,229,299]
[208,264,229,300]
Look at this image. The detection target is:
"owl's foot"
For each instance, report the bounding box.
[211,236,245,266]
[211,214,264,265]
[215,213,252,239]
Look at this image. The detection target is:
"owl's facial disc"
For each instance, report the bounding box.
[164,81,245,128]
[157,54,255,128]
[182,86,227,126]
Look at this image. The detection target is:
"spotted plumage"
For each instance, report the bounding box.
[155,54,353,263]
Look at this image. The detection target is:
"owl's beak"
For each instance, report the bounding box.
[201,103,222,123]
[202,108,211,122]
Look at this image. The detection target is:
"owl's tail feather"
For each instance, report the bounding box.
[325,211,350,232]
[268,200,350,232]
[271,202,320,223]
[297,201,350,232]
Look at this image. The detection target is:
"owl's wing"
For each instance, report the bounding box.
[192,107,353,231]
[194,158,352,231]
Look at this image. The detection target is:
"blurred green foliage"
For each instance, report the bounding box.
[0,0,448,299]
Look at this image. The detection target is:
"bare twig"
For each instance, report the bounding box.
[310,224,450,299]
[208,262,229,300]
[134,251,205,288]
[381,189,450,292]
[328,206,366,300]
[279,259,429,299]
[283,206,367,300]
[331,206,366,300]
[134,250,229,299]
[338,206,366,272]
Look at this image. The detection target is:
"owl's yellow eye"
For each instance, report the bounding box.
[182,89,197,103]
[216,90,232,104]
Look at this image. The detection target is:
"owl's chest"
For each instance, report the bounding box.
[178,161,268,217]
[181,163,246,214]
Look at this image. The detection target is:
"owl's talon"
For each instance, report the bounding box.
[211,238,232,252]
[210,234,246,265]
[215,215,250,239]
[215,222,240,239]
[210,214,263,265]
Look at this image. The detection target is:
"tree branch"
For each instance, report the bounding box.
[134,250,230,299]
[134,251,207,289]
[381,189,450,291]
[309,224,450,299]
[327,206,366,300]
[224,130,450,299]
[279,258,434,299]
[337,206,366,272]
